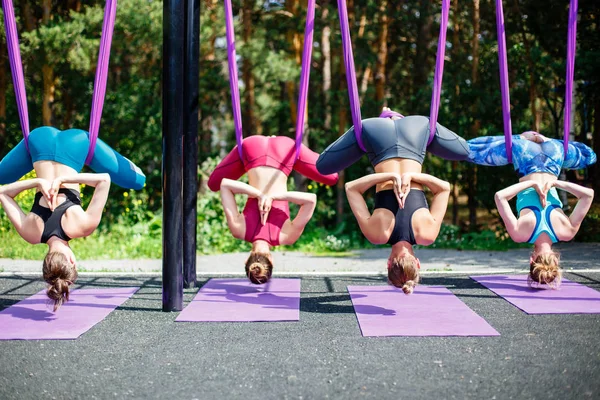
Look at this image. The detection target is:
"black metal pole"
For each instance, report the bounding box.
[162,0,184,311]
[183,0,200,289]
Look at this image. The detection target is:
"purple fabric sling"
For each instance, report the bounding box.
[85,0,119,165]
[2,0,31,151]
[1,0,118,161]
[495,0,513,163]
[563,0,578,157]
[223,0,315,162]
[337,0,450,150]
[428,0,450,145]
[496,0,577,160]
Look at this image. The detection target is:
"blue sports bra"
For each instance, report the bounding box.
[516,187,563,244]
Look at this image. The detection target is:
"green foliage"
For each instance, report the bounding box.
[575,203,600,243]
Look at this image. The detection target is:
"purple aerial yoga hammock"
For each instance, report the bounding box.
[337,0,451,151]
[2,0,30,151]
[1,0,118,164]
[223,0,316,162]
[563,0,578,157]
[495,0,578,160]
[86,0,118,165]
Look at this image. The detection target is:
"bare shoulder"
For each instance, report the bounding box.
[412,208,438,245]
[21,213,45,244]
[549,207,577,241]
[364,209,394,245]
[512,210,536,243]
[61,205,93,239]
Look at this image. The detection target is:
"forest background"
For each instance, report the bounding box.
[0,0,599,260]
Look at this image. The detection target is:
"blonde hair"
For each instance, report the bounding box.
[528,251,562,289]
[387,255,420,294]
[42,252,77,311]
[245,252,273,285]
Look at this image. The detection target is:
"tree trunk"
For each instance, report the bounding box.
[206,0,219,61]
[321,6,332,130]
[468,0,481,230]
[0,36,6,151]
[242,0,259,135]
[513,0,539,131]
[591,96,600,202]
[285,0,301,134]
[41,0,55,126]
[375,0,389,103]
[20,1,36,32]
[412,0,433,109]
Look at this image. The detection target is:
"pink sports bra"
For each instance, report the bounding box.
[243,198,290,246]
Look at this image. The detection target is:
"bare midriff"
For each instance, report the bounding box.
[247,166,288,196]
[33,161,80,208]
[519,171,558,186]
[374,158,424,191]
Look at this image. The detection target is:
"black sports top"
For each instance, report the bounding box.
[30,188,82,243]
[374,189,429,245]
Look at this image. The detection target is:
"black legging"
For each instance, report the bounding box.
[316,116,469,174]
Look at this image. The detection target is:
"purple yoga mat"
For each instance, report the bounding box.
[0,287,139,340]
[471,275,600,314]
[348,285,500,337]
[176,278,301,322]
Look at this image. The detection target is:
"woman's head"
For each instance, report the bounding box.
[245,252,273,284]
[529,251,562,288]
[387,255,421,294]
[43,251,78,311]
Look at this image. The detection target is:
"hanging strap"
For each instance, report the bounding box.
[223,0,244,160]
[337,0,365,151]
[85,0,118,165]
[338,0,450,151]
[224,0,315,161]
[428,0,450,145]
[563,0,578,157]
[495,0,513,163]
[2,0,31,151]
[294,0,316,161]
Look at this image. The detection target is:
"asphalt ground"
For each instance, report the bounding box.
[1,272,599,400]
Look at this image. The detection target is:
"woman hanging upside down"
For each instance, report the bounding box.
[468,132,596,288]
[319,108,462,294]
[208,135,338,284]
[0,127,145,311]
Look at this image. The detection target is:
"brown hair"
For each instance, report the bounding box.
[387,256,420,294]
[42,252,77,311]
[529,252,562,289]
[245,252,273,285]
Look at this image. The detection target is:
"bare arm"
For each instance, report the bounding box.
[219,178,259,239]
[274,191,317,244]
[494,180,541,242]
[345,173,401,244]
[551,181,594,232]
[0,178,49,244]
[53,173,111,237]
